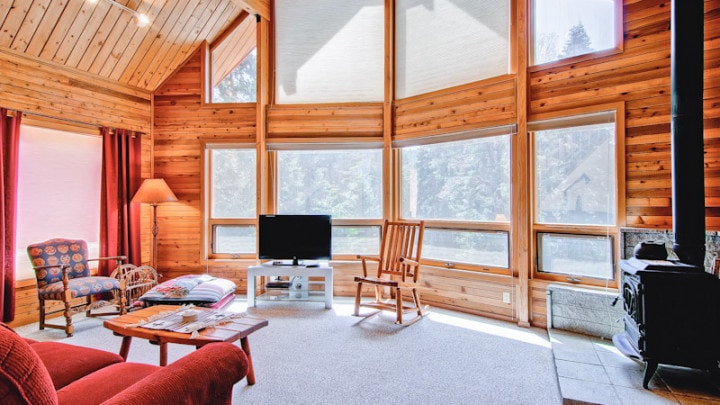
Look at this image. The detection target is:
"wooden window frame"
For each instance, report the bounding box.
[528,0,624,71]
[204,143,258,260]
[394,128,514,275]
[201,12,258,107]
[269,146,386,261]
[529,103,626,288]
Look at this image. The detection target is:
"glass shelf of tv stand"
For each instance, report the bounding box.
[257,284,327,302]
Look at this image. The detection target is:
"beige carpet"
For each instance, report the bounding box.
[15,297,562,405]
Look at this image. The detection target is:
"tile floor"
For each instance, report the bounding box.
[549,329,720,404]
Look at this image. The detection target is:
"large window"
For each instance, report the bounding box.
[531,109,622,284]
[206,146,257,258]
[398,131,512,270]
[531,0,622,66]
[275,0,384,103]
[396,0,510,99]
[16,125,102,280]
[206,14,257,104]
[276,149,383,257]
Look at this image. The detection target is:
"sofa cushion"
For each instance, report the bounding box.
[30,342,124,390]
[0,323,57,405]
[138,274,236,307]
[57,362,159,405]
[101,342,249,405]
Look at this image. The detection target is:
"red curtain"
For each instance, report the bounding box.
[0,109,21,322]
[100,127,142,275]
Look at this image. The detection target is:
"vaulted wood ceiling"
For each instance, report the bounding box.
[0,0,268,92]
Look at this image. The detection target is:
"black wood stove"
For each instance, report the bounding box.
[613,259,720,388]
[613,0,720,388]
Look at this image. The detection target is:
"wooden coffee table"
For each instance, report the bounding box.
[103,305,268,385]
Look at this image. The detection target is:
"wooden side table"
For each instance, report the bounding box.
[103,305,268,385]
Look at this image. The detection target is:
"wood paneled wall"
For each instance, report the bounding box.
[394,75,517,141]
[0,48,152,132]
[267,104,384,141]
[153,49,256,291]
[7,0,720,328]
[526,0,720,325]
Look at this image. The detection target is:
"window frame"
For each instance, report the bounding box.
[204,143,258,260]
[394,126,515,275]
[395,0,513,99]
[269,145,386,261]
[201,12,258,106]
[528,0,624,70]
[15,120,104,280]
[529,103,625,287]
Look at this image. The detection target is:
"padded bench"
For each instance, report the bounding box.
[137,274,236,309]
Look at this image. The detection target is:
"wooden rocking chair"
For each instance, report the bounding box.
[353,220,426,325]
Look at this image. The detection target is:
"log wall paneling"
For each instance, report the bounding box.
[153,48,256,282]
[0,48,152,132]
[530,0,720,230]
[266,104,385,141]
[393,75,517,141]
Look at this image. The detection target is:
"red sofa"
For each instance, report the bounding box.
[0,322,248,405]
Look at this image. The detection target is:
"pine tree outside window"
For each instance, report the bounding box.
[206,14,257,104]
[530,0,622,66]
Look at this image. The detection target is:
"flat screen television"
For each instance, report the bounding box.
[258,214,332,266]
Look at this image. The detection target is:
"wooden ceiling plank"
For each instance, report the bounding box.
[96,0,157,79]
[24,0,70,56]
[145,0,238,90]
[120,0,191,86]
[0,1,15,27]
[76,3,126,71]
[134,0,223,89]
[87,5,135,76]
[39,0,85,61]
[51,0,96,65]
[102,0,163,84]
[0,0,30,48]
[10,0,52,53]
[65,0,115,68]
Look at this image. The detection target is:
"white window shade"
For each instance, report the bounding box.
[396,0,510,99]
[16,125,102,280]
[275,0,384,103]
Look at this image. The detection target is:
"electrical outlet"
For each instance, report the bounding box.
[502,292,511,304]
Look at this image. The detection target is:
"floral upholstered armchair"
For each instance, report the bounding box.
[27,238,127,337]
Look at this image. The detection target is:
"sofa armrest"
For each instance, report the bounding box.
[101,342,249,405]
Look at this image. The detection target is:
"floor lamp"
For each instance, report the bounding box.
[132,178,178,269]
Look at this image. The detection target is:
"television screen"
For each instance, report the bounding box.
[258,214,332,266]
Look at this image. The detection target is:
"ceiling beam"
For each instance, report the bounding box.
[231,0,271,20]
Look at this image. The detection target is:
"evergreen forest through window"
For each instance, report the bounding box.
[277,149,384,255]
[212,49,257,103]
[400,135,511,268]
[532,0,618,65]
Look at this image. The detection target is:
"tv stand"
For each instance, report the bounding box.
[247,262,333,309]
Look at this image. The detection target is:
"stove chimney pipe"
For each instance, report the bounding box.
[671,0,706,267]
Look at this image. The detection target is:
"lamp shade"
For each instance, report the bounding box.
[132,178,178,205]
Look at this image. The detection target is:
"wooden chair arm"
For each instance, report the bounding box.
[399,257,419,266]
[88,255,127,263]
[357,255,380,277]
[31,263,71,271]
[32,264,72,292]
